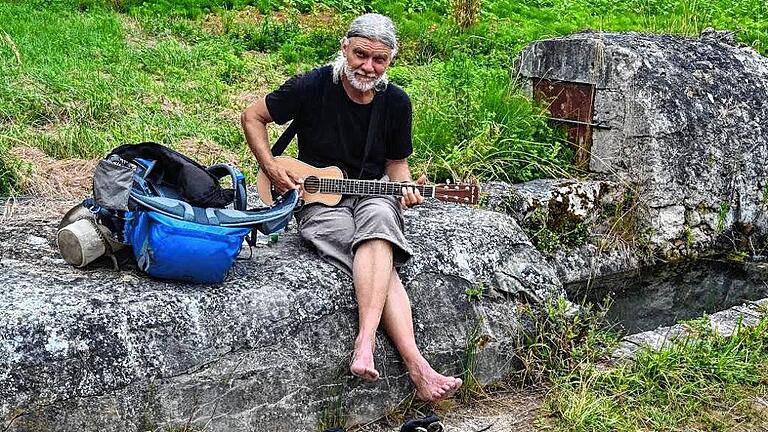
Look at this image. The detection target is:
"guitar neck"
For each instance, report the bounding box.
[309,177,435,198]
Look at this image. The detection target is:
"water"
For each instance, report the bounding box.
[565,259,768,334]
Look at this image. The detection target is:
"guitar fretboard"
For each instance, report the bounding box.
[305,176,435,198]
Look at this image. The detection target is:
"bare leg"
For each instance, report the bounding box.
[381,270,462,401]
[349,239,393,381]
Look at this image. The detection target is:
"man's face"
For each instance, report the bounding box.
[341,37,392,92]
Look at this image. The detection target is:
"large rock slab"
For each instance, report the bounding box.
[518,32,768,254]
[0,197,561,431]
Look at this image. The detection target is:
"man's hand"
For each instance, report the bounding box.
[400,174,427,209]
[264,160,302,194]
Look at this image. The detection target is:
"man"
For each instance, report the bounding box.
[241,13,462,401]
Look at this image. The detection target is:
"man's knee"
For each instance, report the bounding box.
[355,238,393,253]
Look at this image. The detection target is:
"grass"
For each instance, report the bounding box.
[459,317,488,402]
[717,201,731,234]
[2,0,766,194]
[316,382,347,432]
[513,297,768,431]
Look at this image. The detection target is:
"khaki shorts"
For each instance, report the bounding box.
[295,195,413,276]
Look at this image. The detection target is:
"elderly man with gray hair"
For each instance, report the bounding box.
[241,13,462,401]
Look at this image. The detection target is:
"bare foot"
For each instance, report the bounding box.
[350,337,379,381]
[407,358,463,401]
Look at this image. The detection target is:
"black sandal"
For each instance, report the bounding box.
[400,414,444,432]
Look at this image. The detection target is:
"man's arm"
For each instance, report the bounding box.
[385,159,427,208]
[241,98,300,192]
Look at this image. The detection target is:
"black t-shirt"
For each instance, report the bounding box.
[265,65,413,180]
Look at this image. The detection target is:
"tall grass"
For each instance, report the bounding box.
[403,56,572,183]
[546,318,768,430]
[515,299,768,431]
[1,0,766,194]
[0,2,280,175]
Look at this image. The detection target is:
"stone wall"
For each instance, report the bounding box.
[517,31,768,256]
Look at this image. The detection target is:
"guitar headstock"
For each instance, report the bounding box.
[434,182,481,205]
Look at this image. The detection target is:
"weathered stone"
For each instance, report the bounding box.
[483,179,642,284]
[549,244,640,285]
[568,259,768,335]
[0,197,561,431]
[612,297,768,361]
[483,179,620,227]
[518,32,768,251]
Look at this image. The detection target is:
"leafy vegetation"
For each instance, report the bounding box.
[515,298,768,431]
[2,0,766,194]
[717,200,731,233]
[523,208,591,255]
[459,317,488,402]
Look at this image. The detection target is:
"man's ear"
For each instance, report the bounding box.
[340,37,349,54]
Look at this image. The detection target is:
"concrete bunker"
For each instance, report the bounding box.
[517,31,768,253]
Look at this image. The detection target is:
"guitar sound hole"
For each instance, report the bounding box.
[304,176,320,193]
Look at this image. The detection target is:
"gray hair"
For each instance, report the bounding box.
[330,13,397,90]
[344,13,399,57]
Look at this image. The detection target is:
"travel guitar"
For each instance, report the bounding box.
[256,156,480,206]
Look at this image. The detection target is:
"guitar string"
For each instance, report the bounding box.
[312,177,479,198]
[305,177,478,203]
[316,177,435,197]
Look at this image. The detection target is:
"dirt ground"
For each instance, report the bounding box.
[350,388,546,432]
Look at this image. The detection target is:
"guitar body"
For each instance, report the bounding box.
[256,156,345,206]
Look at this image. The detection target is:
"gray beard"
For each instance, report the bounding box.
[344,62,379,92]
[331,51,388,92]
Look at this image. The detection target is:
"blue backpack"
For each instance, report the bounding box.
[91,142,298,284]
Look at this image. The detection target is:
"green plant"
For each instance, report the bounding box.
[231,16,301,52]
[542,312,768,431]
[522,208,590,255]
[683,224,694,251]
[514,297,617,385]
[716,201,730,234]
[464,282,485,302]
[316,381,347,432]
[408,55,573,184]
[459,317,487,401]
[726,250,749,263]
[762,181,768,208]
[0,144,23,196]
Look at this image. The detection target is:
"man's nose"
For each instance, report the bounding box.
[360,58,374,72]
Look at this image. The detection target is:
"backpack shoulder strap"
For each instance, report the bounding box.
[271,121,298,156]
[358,88,388,178]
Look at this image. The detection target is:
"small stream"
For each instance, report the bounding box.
[565,258,768,334]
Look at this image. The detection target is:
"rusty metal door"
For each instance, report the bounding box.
[533,79,595,169]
